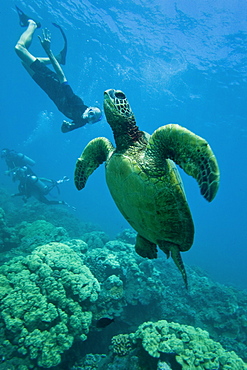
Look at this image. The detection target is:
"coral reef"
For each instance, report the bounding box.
[0,242,100,368]
[65,238,88,255]
[0,187,247,368]
[131,320,247,369]
[72,320,247,369]
[0,188,99,239]
[105,320,247,369]
[17,219,69,252]
[111,333,132,356]
[82,231,110,249]
[0,207,18,252]
[71,354,107,370]
[79,235,247,363]
[116,228,137,244]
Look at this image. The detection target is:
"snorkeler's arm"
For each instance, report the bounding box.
[38,29,67,83]
[46,48,67,83]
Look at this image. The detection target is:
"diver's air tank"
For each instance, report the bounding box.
[17,153,35,166]
[29,176,49,194]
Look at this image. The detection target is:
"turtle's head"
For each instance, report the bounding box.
[104,89,134,125]
[104,89,143,149]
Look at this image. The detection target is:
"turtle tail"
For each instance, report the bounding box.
[171,246,188,289]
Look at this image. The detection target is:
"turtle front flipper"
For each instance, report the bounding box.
[135,233,158,259]
[145,124,220,202]
[74,137,114,190]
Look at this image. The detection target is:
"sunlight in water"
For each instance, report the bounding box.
[23,110,54,147]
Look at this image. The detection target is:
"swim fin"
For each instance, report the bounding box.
[16,5,41,28]
[52,23,67,65]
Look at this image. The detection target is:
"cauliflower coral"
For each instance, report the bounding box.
[0,242,100,368]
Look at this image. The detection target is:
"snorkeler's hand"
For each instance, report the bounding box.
[38,28,51,53]
[61,120,75,133]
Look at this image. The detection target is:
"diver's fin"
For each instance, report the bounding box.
[15,5,41,28]
[52,23,67,65]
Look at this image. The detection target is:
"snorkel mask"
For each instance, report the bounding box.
[83,107,102,124]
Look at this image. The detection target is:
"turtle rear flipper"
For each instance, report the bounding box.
[135,234,158,259]
[145,124,220,202]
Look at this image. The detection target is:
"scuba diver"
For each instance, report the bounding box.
[11,166,69,205]
[14,6,102,133]
[1,148,70,206]
[1,148,35,175]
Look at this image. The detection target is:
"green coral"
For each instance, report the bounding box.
[130,320,247,369]
[0,242,100,368]
[0,207,18,251]
[17,220,69,252]
[111,334,132,356]
[82,231,109,249]
[116,228,137,244]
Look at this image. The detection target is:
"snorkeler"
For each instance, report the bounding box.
[11,166,69,205]
[14,6,102,133]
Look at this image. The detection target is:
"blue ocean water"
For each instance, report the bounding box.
[0,0,246,291]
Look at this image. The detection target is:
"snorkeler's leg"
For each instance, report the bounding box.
[15,20,39,67]
[15,20,52,72]
[27,23,68,66]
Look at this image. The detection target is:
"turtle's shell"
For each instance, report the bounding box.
[106,145,194,252]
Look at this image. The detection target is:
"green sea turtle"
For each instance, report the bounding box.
[74,89,220,287]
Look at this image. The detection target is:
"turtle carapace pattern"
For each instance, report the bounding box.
[74,89,220,288]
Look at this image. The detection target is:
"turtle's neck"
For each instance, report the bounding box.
[111,116,145,151]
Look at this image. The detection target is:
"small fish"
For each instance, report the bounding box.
[96,317,115,328]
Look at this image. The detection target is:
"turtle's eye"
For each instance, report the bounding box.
[115,91,126,99]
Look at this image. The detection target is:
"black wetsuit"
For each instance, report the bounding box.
[15,174,64,205]
[5,154,23,169]
[4,151,33,171]
[30,59,88,128]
